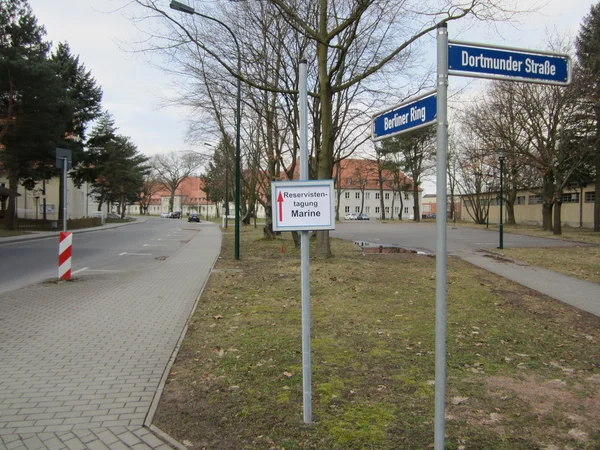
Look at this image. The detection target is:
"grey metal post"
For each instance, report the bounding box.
[435,22,448,450]
[62,157,68,232]
[299,59,312,424]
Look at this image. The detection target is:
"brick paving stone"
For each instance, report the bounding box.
[20,436,44,450]
[43,437,65,450]
[0,224,221,449]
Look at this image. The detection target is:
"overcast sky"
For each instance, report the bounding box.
[28,0,596,193]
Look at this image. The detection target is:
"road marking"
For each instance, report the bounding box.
[71,267,89,275]
[85,269,120,273]
[119,252,152,256]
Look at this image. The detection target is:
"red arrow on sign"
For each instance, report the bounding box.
[277,192,284,222]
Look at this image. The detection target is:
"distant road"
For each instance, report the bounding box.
[331,221,580,253]
[0,218,203,295]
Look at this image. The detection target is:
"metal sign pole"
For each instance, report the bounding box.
[299,58,312,424]
[434,22,448,450]
[63,157,68,232]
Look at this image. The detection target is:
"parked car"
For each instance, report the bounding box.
[188,213,200,223]
[170,211,182,219]
[357,213,369,220]
[344,213,358,220]
[160,212,169,218]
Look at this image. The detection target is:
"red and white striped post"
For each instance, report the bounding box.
[58,232,72,281]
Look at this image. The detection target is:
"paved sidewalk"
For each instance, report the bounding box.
[0,223,221,449]
[455,249,600,317]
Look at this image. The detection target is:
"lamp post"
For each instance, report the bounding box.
[171,0,241,259]
[498,149,505,249]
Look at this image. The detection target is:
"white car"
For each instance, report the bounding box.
[160,212,169,218]
[344,213,358,220]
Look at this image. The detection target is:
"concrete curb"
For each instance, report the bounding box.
[148,425,188,450]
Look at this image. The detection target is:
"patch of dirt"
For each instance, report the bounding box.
[486,374,600,439]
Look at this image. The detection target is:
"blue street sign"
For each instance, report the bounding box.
[372,91,436,141]
[448,41,571,85]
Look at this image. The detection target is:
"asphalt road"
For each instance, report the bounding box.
[331,220,580,253]
[0,218,203,295]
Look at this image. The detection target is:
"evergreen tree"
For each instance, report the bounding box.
[576,2,600,231]
[0,0,68,229]
[77,113,149,215]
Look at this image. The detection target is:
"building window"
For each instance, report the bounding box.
[490,198,498,206]
[347,177,352,185]
[345,192,350,199]
[355,206,360,213]
[464,200,473,207]
[404,192,410,200]
[528,195,543,205]
[394,207,399,214]
[384,193,390,200]
[365,206,370,213]
[344,206,350,213]
[561,193,579,203]
[404,207,409,214]
[375,192,380,200]
[516,196,525,205]
[375,207,380,214]
[365,192,370,200]
[361,178,367,185]
[585,191,596,202]
[355,192,360,199]
[385,206,390,213]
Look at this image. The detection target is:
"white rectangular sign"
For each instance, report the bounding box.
[271,180,335,231]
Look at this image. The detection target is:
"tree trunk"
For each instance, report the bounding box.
[398,194,404,220]
[506,203,516,226]
[315,30,333,259]
[542,173,554,231]
[506,186,517,225]
[594,108,600,232]
[553,199,562,235]
[378,171,385,220]
[42,178,47,222]
[413,184,420,222]
[263,202,276,239]
[5,171,18,230]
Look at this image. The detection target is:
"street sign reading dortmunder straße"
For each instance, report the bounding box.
[271,180,335,232]
[448,41,571,85]
[371,90,437,142]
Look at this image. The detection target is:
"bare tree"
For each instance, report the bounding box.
[455,144,497,225]
[138,172,163,215]
[128,0,524,256]
[379,126,435,221]
[152,152,204,212]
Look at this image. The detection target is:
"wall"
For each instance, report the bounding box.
[1,175,107,220]
[460,186,596,228]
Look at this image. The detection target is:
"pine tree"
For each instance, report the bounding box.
[0,0,68,229]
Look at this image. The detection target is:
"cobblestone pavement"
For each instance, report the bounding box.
[0,223,221,449]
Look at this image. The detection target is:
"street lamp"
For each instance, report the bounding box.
[171,0,241,260]
[498,149,505,249]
